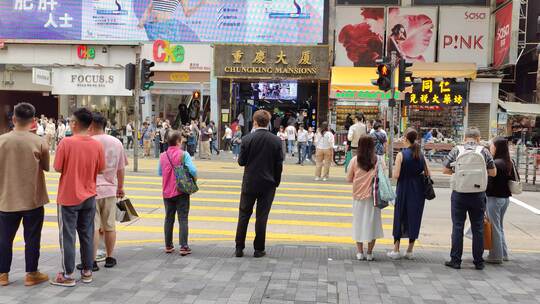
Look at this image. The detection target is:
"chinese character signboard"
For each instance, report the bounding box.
[0,0,324,43]
[213,45,330,80]
[405,79,468,106]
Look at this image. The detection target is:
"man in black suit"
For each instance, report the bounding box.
[235,110,284,258]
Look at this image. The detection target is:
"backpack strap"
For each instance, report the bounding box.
[457,145,465,156]
[475,145,484,154]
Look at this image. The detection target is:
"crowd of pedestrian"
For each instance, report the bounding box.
[0,103,522,290]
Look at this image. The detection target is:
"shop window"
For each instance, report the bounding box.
[413,0,488,5]
[337,0,399,4]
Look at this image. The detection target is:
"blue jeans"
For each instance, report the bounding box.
[306,142,314,160]
[287,140,295,155]
[450,192,486,265]
[144,20,200,42]
[486,197,510,261]
[297,142,307,163]
[233,143,240,157]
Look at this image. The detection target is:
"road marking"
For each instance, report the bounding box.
[41,222,393,245]
[510,197,540,215]
[45,179,351,193]
[43,209,393,228]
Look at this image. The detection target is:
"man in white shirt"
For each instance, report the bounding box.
[223,125,233,151]
[125,122,133,150]
[285,124,297,157]
[57,119,66,144]
[296,125,308,165]
[347,113,367,155]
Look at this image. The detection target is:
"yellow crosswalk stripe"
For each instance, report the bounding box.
[43,209,392,229]
[41,221,393,245]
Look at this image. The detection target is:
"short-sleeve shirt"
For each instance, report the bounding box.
[92,134,128,199]
[443,142,495,170]
[285,126,296,140]
[370,131,387,156]
[54,135,106,206]
[0,131,50,212]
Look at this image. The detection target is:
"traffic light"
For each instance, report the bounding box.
[125,63,135,90]
[141,59,155,91]
[398,59,413,92]
[372,59,392,92]
[192,90,200,101]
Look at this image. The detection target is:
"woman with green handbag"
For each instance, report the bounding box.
[158,130,198,256]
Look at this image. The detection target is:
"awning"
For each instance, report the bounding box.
[410,62,477,79]
[330,67,380,91]
[498,101,540,116]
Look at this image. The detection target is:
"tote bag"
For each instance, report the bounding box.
[377,162,396,202]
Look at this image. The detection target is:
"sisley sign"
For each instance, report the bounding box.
[51,67,132,96]
[438,7,490,67]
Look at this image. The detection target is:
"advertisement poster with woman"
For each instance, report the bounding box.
[386,7,437,62]
[335,7,385,67]
[0,0,324,44]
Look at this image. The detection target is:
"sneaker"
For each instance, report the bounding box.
[254,250,266,258]
[503,256,510,262]
[444,261,461,270]
[475,263,485,270]
[366,254,374,261]
[387,251,401,260]
[314,177,321,181]
[165,247,174,254]
[76,261,99,272]
[235,248,244,258]
[104,257,117,268]
[25,271,49,286]
[356,253,365,261]
[322,177,328,181]
[180,246,192,256]
[80,271,93,284]
[96,250,107,262]
[404,252,414,260]
[50,273,76,287]
[0,273,9,286]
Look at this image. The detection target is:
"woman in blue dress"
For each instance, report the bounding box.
[387,128,430,260]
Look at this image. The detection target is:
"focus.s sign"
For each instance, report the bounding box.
[493,2,513,68]
[51,67,132,96]
[438,7,490,67]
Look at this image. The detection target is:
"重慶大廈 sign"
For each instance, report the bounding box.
[51,67,132,96]
[214,44,330,80]
[405,79,468,106]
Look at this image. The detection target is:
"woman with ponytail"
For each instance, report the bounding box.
[387,128,430,260]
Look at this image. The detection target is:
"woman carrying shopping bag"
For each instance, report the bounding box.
[346,135,384,261]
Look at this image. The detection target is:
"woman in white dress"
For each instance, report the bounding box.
[346,135,384,261]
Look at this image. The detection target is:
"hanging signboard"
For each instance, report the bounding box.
[405,79,468,106]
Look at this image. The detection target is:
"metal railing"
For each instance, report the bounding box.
[514,145,538,185]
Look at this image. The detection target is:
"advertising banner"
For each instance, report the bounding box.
[51,68,132,96]
[493,2,513,68]
[386,7,438,62]
[438,7,490,67]
[335,7,385,67]
[213,44,329,80]
[0,0,324,44]
[405,78,468,106]
[141,41,212,72]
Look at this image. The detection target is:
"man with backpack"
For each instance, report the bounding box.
[443,128,497,270]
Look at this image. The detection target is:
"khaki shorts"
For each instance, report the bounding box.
[95,197,117,232]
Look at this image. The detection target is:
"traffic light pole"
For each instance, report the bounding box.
[133,44,142,172]
[388,51,397,179]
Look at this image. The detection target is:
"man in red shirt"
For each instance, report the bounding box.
[50,108,105,287]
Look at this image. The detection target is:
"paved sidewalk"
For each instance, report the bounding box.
[2,244,540,304]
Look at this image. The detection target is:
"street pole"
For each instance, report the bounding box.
[388,51,398,179]
[133,44,142,172]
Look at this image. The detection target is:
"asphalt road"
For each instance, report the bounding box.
[17,155,540,256]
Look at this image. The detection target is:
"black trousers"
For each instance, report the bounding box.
[450,192,486,265]
[164,194,190,248]
[0,207,44,273]
[235,189,276,251]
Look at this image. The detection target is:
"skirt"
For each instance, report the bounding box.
[352,198,384,242]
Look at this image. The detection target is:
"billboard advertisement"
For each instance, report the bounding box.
[438,7,490,67]
[493,2,513,68]
[335,7,385,67]
[0,0,324,43]
[386,7,438,62]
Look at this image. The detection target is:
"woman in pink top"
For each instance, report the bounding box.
[158,130,197,256]
[346,135,384,261]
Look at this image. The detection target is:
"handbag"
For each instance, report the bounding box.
[344,150,352,173]
[372,170,389,209]
[116,198,139,223]
[464,215,492,250]
[377,161,396,202]
[166,151,199,195]
[422,158,436,200]
[508,160,522,195]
